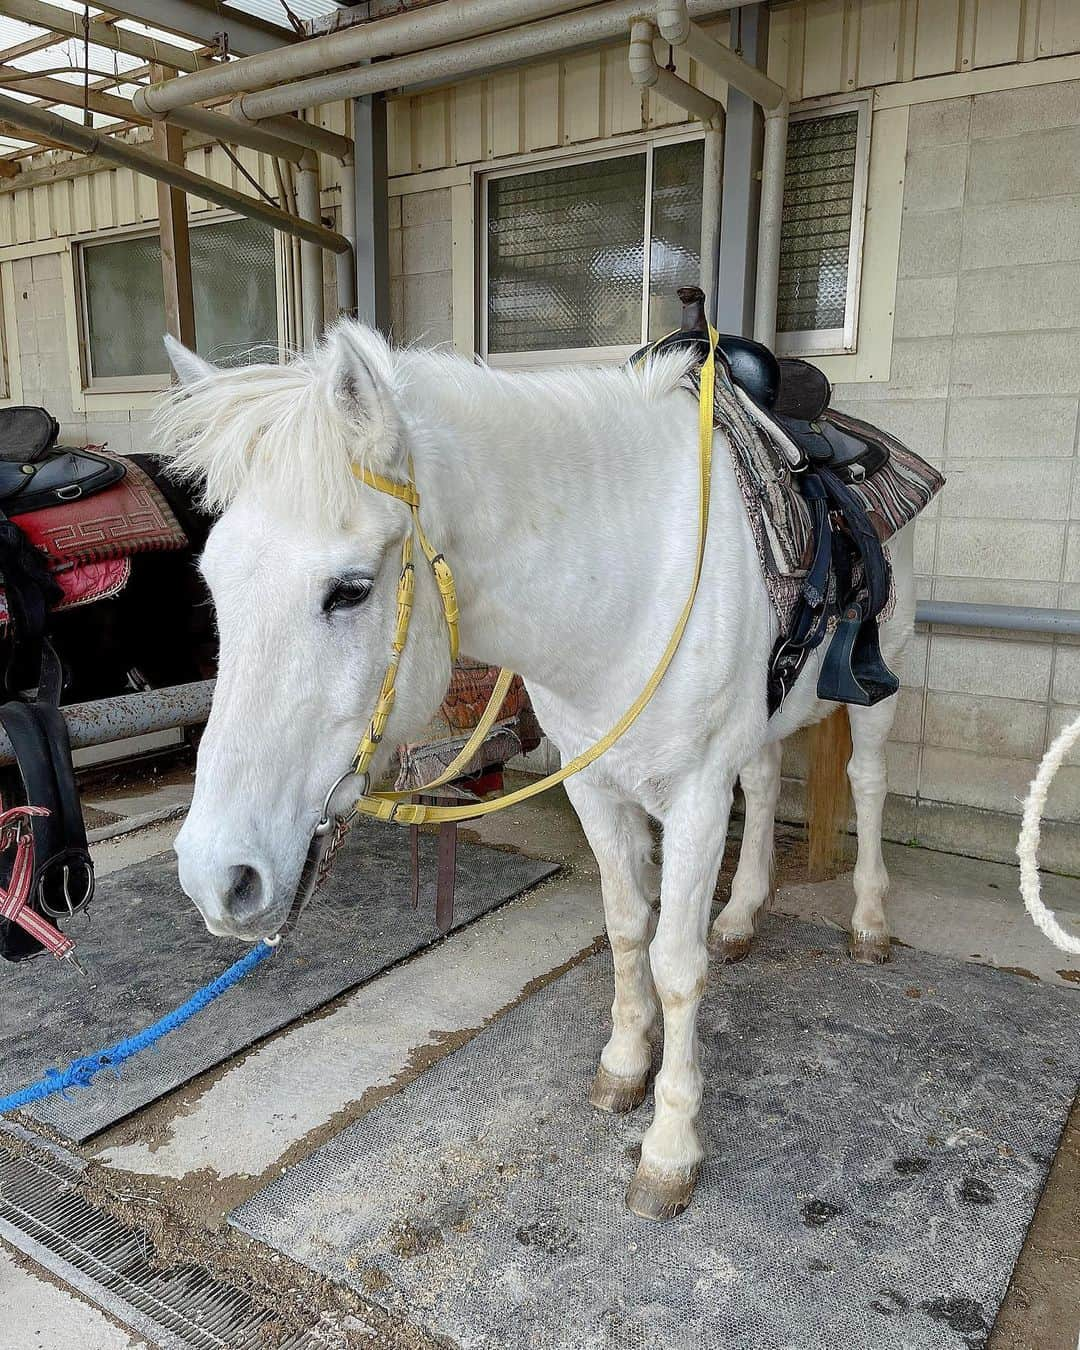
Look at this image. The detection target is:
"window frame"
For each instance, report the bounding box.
[478,129,705,369]
[775,95,872,360]
[74,211,287,393]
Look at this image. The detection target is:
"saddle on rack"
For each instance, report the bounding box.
[0,407,136,964]
[0,405,124,513]
[636,289,944,714]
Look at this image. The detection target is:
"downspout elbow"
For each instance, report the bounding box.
[628,19,659,88]
[765,93,791,121]
[656,0,690,46]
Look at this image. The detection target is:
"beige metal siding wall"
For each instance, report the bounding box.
[769,0,1080,97]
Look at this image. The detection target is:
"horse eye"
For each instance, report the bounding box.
[323,576,373,614]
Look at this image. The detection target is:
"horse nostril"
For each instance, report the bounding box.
[224,863,265,920]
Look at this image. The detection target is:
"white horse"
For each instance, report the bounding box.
[159,321,914,1222]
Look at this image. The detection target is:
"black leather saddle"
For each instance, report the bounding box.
[0,446,126,517]
[0,405,60,463]
[648,289,890,484]
[0,406,126,517]
[636,288,900,714]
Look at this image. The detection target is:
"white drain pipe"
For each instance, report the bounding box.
[137,0,725,117]
[655,0,788,345]
[699,124,724,322]
[753,102,789,348]
[336,151,357,318]
[161,105,309,163]
[224,0,752,124]
[628,19,725,129]
[226,104,353,162]
[628,19,725,320]
[296,153,325,344]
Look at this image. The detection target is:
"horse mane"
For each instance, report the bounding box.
[153,322,699,527]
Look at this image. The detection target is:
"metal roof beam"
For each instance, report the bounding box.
[0,64,150,121]
[98,0,298,57]
[0,89,351,253]
[0,0,217,73]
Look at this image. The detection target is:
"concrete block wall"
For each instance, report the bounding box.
[822,81,1080,873]
[388,188,453,348]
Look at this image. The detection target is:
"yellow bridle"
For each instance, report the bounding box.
[343,330,718,828]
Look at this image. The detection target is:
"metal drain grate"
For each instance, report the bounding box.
[0,1138,319,1349]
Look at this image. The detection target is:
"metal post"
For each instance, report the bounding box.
[352,95,390,331]
[0,682,215,768]
[151,66,196,353]
[715,2,768,336]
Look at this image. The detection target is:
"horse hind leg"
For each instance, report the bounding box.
[710,740,782,962]
[565,780,658,1114]
[846,697,898,964]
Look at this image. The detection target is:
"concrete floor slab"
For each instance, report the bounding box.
[6,766,1077,1349]
[96,877,605,1189]
[774,841,1080,989]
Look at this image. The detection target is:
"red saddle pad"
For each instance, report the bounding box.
[11,453,188,566]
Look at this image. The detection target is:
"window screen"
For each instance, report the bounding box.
[485,141,705,358]
[776,110,860,341]
[82,216,278,380]
[486,154,647,354]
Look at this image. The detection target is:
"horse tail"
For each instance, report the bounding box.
[806,708,852,879]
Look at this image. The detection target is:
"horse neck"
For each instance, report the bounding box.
[394,352,692,696]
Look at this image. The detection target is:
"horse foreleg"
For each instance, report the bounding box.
[566,780,658,1113]
[710,739,783,962]
[627,773,734,1221]
[846,697,897,963]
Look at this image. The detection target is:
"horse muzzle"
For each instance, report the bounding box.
[175,840,294,942]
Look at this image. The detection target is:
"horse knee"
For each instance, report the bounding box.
[649,937,708,1015]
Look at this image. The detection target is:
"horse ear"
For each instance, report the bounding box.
[164,334,217,386]
[326,321,402,462]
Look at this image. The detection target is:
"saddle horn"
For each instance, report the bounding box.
[677,286,707,334]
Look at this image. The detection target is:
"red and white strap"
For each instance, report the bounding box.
[0,805,76,961]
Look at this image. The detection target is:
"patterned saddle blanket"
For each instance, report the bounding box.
[711,364,944,632]
[0,452,188,625]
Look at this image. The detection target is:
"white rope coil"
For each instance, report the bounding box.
[1017,710,1080,954]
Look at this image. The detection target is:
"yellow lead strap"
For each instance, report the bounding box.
[349,330,718,826]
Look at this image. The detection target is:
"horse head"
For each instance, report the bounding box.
[159,323,449,940]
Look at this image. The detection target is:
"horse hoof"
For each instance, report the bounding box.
[588,1065,648,1114]
[713,933,752,964]
[626,1163,699,1222]
[849,932,891,964]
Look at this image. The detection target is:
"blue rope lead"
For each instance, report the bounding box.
[0,939,277,1115]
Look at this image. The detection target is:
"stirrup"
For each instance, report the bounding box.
[818,609,899,707]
